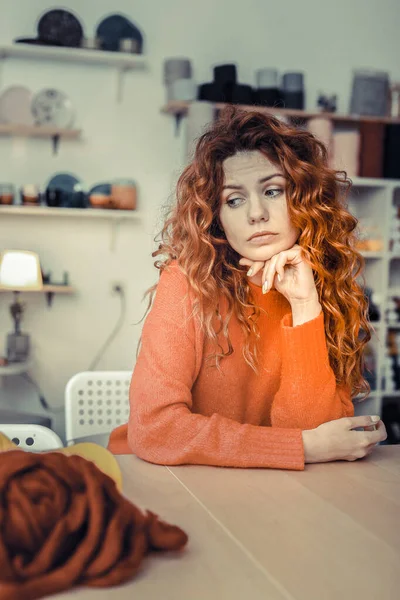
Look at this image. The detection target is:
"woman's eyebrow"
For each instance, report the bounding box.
[222,183,243,190]
[222,173,285,191]
[258,173,286,184]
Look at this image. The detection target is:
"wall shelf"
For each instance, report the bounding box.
[161,100,400,126]
[360,251,385,259]
[0,361,32,376]
[0,124,81,153]
[0,285,74,294]
[0,205,141,251]
[0,43,148,101]
[0,124,81,139]
[0,285,75,307]
[0,205,140,219]
[0,44,147,70]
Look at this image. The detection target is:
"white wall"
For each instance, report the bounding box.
[0,0,399,410]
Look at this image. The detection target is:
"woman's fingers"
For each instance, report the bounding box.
[262,255,278,293]
[368,420,388,443]
[274,253,287,283]
[238,258,252,267]
[347,415,381,430]
[239,258,265,277]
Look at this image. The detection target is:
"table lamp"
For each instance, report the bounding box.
[0,250,43,362]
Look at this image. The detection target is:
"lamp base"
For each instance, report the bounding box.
[7,332,30,363]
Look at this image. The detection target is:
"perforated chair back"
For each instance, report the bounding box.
[0,424,63,451]
[65,371,131,445]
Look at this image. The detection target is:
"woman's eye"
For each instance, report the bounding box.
[265,188,282,198]
[226,197,244,208]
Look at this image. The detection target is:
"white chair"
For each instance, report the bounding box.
[65,371,131,445]
[0,424,63,451]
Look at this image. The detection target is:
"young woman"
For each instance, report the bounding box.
[108,107,387,469]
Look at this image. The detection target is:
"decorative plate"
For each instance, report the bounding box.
[45,173,85,208]
[37,9,84,47]
[0,86,34,125]
[31,89,74,129]
[95,14,143,53]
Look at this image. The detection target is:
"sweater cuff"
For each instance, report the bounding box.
[252,427,305,470]
[280,311,331,376]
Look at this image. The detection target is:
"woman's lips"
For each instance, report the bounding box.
[248,233,278,245]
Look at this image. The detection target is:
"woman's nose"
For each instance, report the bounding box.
[247,196,269,223]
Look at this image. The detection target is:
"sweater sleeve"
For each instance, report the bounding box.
[271,311,354,430]
[108,264,305,470]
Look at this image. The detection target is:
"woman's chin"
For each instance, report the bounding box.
[242,249,275,262]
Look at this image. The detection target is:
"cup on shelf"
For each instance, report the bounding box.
[281,72,305,109]
[89,193,115,209]
[350,69,390,117]
[0,183,15,205]
[81,37,102,50]
[166,78,197,102]
[254,68,282,108]
[119,38,139,53]
[256,68,279,89]
[389,82,400,118]
[330,130,361,176]
[307,117,334,155]
[111,180,137,210]
[21,184,41,206]
[164,58,192,84]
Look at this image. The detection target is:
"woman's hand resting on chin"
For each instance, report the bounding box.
[240,244,321,326]
[239,243,317,303]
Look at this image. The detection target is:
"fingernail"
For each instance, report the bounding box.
[247,268,253,276]
[262,281,268,294]
[371,415,380,423]
[277,274,281,282]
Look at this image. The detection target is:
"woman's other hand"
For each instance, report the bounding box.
[302,415,387,464]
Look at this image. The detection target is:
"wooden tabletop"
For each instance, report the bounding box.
[54,445,400,600]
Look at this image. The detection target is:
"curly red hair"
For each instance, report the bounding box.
[142,106,371,399]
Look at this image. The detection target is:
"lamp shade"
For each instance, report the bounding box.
[0,250,43,291]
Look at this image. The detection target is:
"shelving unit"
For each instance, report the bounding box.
[346,178,400,416]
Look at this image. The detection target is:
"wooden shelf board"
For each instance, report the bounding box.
[350,176,400,188]
[0,361,32,375]
[354,391,380,400]
[0,124,81,138]
[0,286,74,294]
[0,206,140,219]
[0,44,147,70]
[360,251,384,259]
[162,101,400,125]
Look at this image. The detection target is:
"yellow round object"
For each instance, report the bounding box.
[59,443,123,491]
[0,432,18,451]
[0,433,122,491]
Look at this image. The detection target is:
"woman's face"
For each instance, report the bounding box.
[219,151,299,262]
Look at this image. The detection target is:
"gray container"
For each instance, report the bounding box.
[256,68,279,89]
[350,69,390,116]
[282,72,304,92]
[164,58,192,83]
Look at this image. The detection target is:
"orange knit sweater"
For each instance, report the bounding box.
[108,262,354,470]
